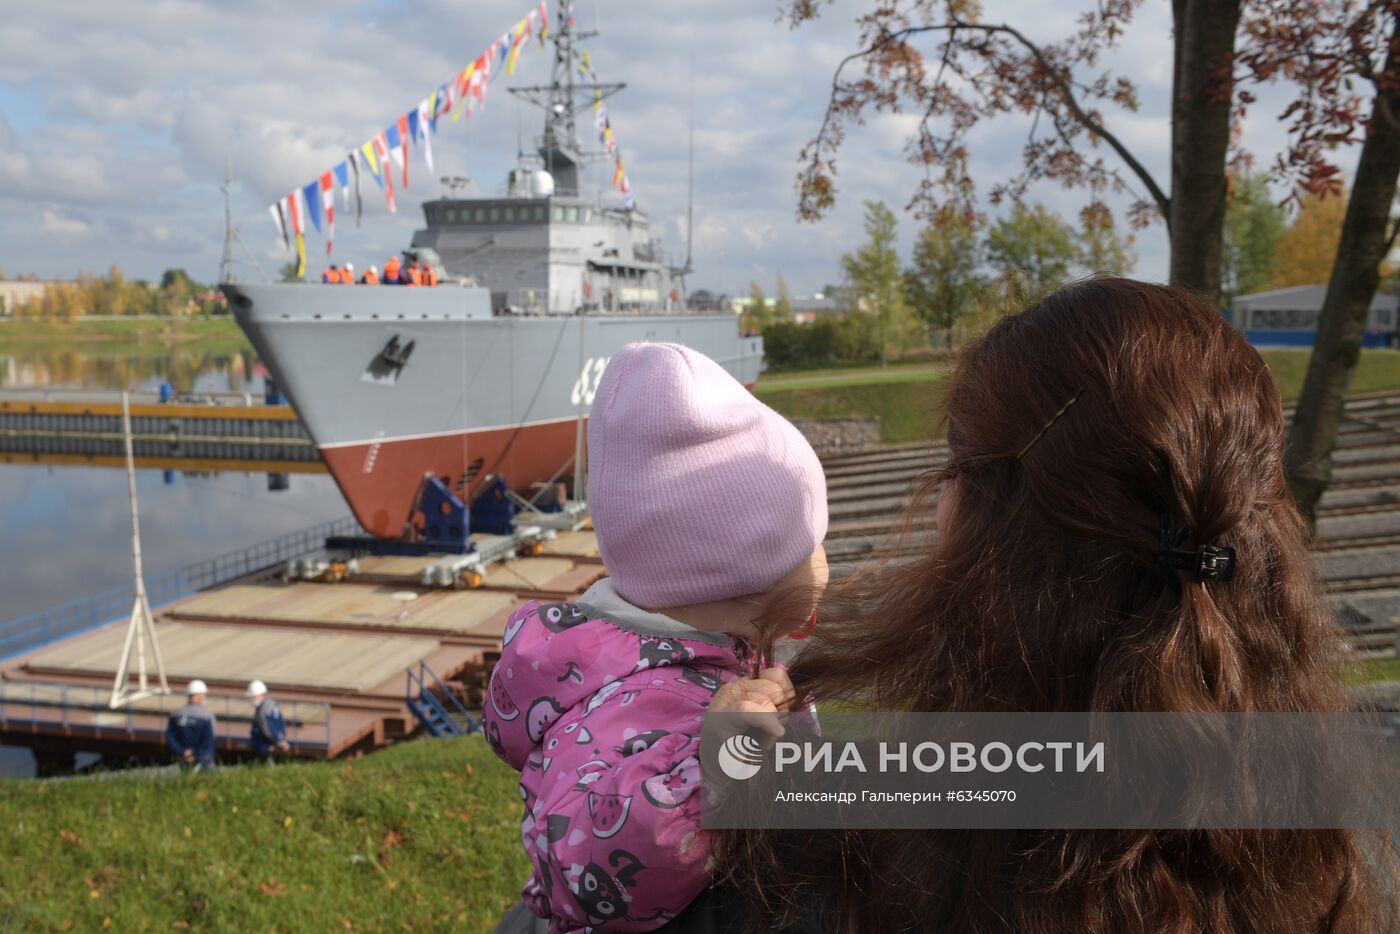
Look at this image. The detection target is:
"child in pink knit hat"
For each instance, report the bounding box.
[484,342,828,933]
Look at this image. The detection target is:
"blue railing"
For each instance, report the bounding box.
[0,516,362,662]
[406,659,479,738]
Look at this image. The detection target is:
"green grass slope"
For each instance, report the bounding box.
[0,736,527,932]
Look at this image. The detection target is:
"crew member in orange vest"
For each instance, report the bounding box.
[424,264,439,287]
[321,265,338,283]
[404,261,422,287]
[360,265,380,285]
[383,256,401,285]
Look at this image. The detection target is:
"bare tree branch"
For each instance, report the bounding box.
[807,18,1171,219]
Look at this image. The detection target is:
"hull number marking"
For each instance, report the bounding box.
[571,357,610,406]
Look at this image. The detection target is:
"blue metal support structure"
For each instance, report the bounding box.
[405,660,479,738]
[471,475,517,535]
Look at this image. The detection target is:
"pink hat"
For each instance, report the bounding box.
[587,342,828,609]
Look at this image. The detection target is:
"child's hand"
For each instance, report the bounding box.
[708,667,795,738]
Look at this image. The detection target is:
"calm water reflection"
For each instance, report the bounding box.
[0,343,266,395]
[0,342,352,776]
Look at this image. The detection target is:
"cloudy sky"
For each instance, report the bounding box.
[0,0,1345,296]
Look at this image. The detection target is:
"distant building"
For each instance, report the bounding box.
[0,280,57,314]
[731,295,776,314]
[791,293,847,324]
[1229,285,1399,348]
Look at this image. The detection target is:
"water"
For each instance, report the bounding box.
[0,343,352,776]
[0,342,266,395]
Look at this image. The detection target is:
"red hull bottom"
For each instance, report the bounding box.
[319,420,584,538]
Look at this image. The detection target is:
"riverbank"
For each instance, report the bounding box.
[5,652,1396,928]
[0,317,248,349]
[757,349,1400,443]
[0,736,526,931]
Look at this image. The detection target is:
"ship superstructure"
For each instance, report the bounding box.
[227,1,762,539]
[412,187,682,315]
[412,5,681,315]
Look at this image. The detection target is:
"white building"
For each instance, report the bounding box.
[0,280,55,315]
[1230,285,1398,347]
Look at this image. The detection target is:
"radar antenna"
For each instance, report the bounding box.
[508,0,625,195]
[440,175,474,195]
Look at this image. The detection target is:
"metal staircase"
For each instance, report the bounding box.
[405,660,480,738]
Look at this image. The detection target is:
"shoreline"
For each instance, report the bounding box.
[0,316,248,348]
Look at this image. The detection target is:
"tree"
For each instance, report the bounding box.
[741,281,771,334]
[1268,190,1348,289]
[904,208,983,348]
[985,203,1080,301]
[1076,203,1136,277]
[1239,2,1400,526]
[841,200,917,366]
[782,0,1373,302]
[774,275,794,321]
[784,0,1243,297]
[158,268,199,317]
[1221,171,1286,301]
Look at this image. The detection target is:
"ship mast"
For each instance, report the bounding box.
[219,154,236,284]
[508,0,624,196]
[218,152,266,284]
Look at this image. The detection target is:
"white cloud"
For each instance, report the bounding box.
[741,222,776,251]
[40,209,90,238]
[0,0,1370,294]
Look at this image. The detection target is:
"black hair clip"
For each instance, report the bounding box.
[1157,515,1236,587]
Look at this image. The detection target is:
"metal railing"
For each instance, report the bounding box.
[0,680,332,751]
[0,387,277,405]
[0,516,362,662]
[406,659,479,737]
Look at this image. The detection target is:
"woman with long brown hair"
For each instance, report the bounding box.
[712,278,1393,933]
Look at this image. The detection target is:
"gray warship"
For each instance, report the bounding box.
[226,1,763,539]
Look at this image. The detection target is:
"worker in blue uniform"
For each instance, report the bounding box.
[166,679,217,770]
[246,679,290,762]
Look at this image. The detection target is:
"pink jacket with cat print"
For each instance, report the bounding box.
[483,577,742,933]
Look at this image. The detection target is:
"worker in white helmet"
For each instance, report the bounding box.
[165,679,217,770]
[246,679,289,761]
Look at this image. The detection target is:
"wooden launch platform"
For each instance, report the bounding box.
[0,529,606,764]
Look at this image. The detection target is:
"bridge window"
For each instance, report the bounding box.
[533,206,546,222]
[553,206,565,222]
[504,207,517,222]
[567,206,580,222]
[489,207,500,222]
